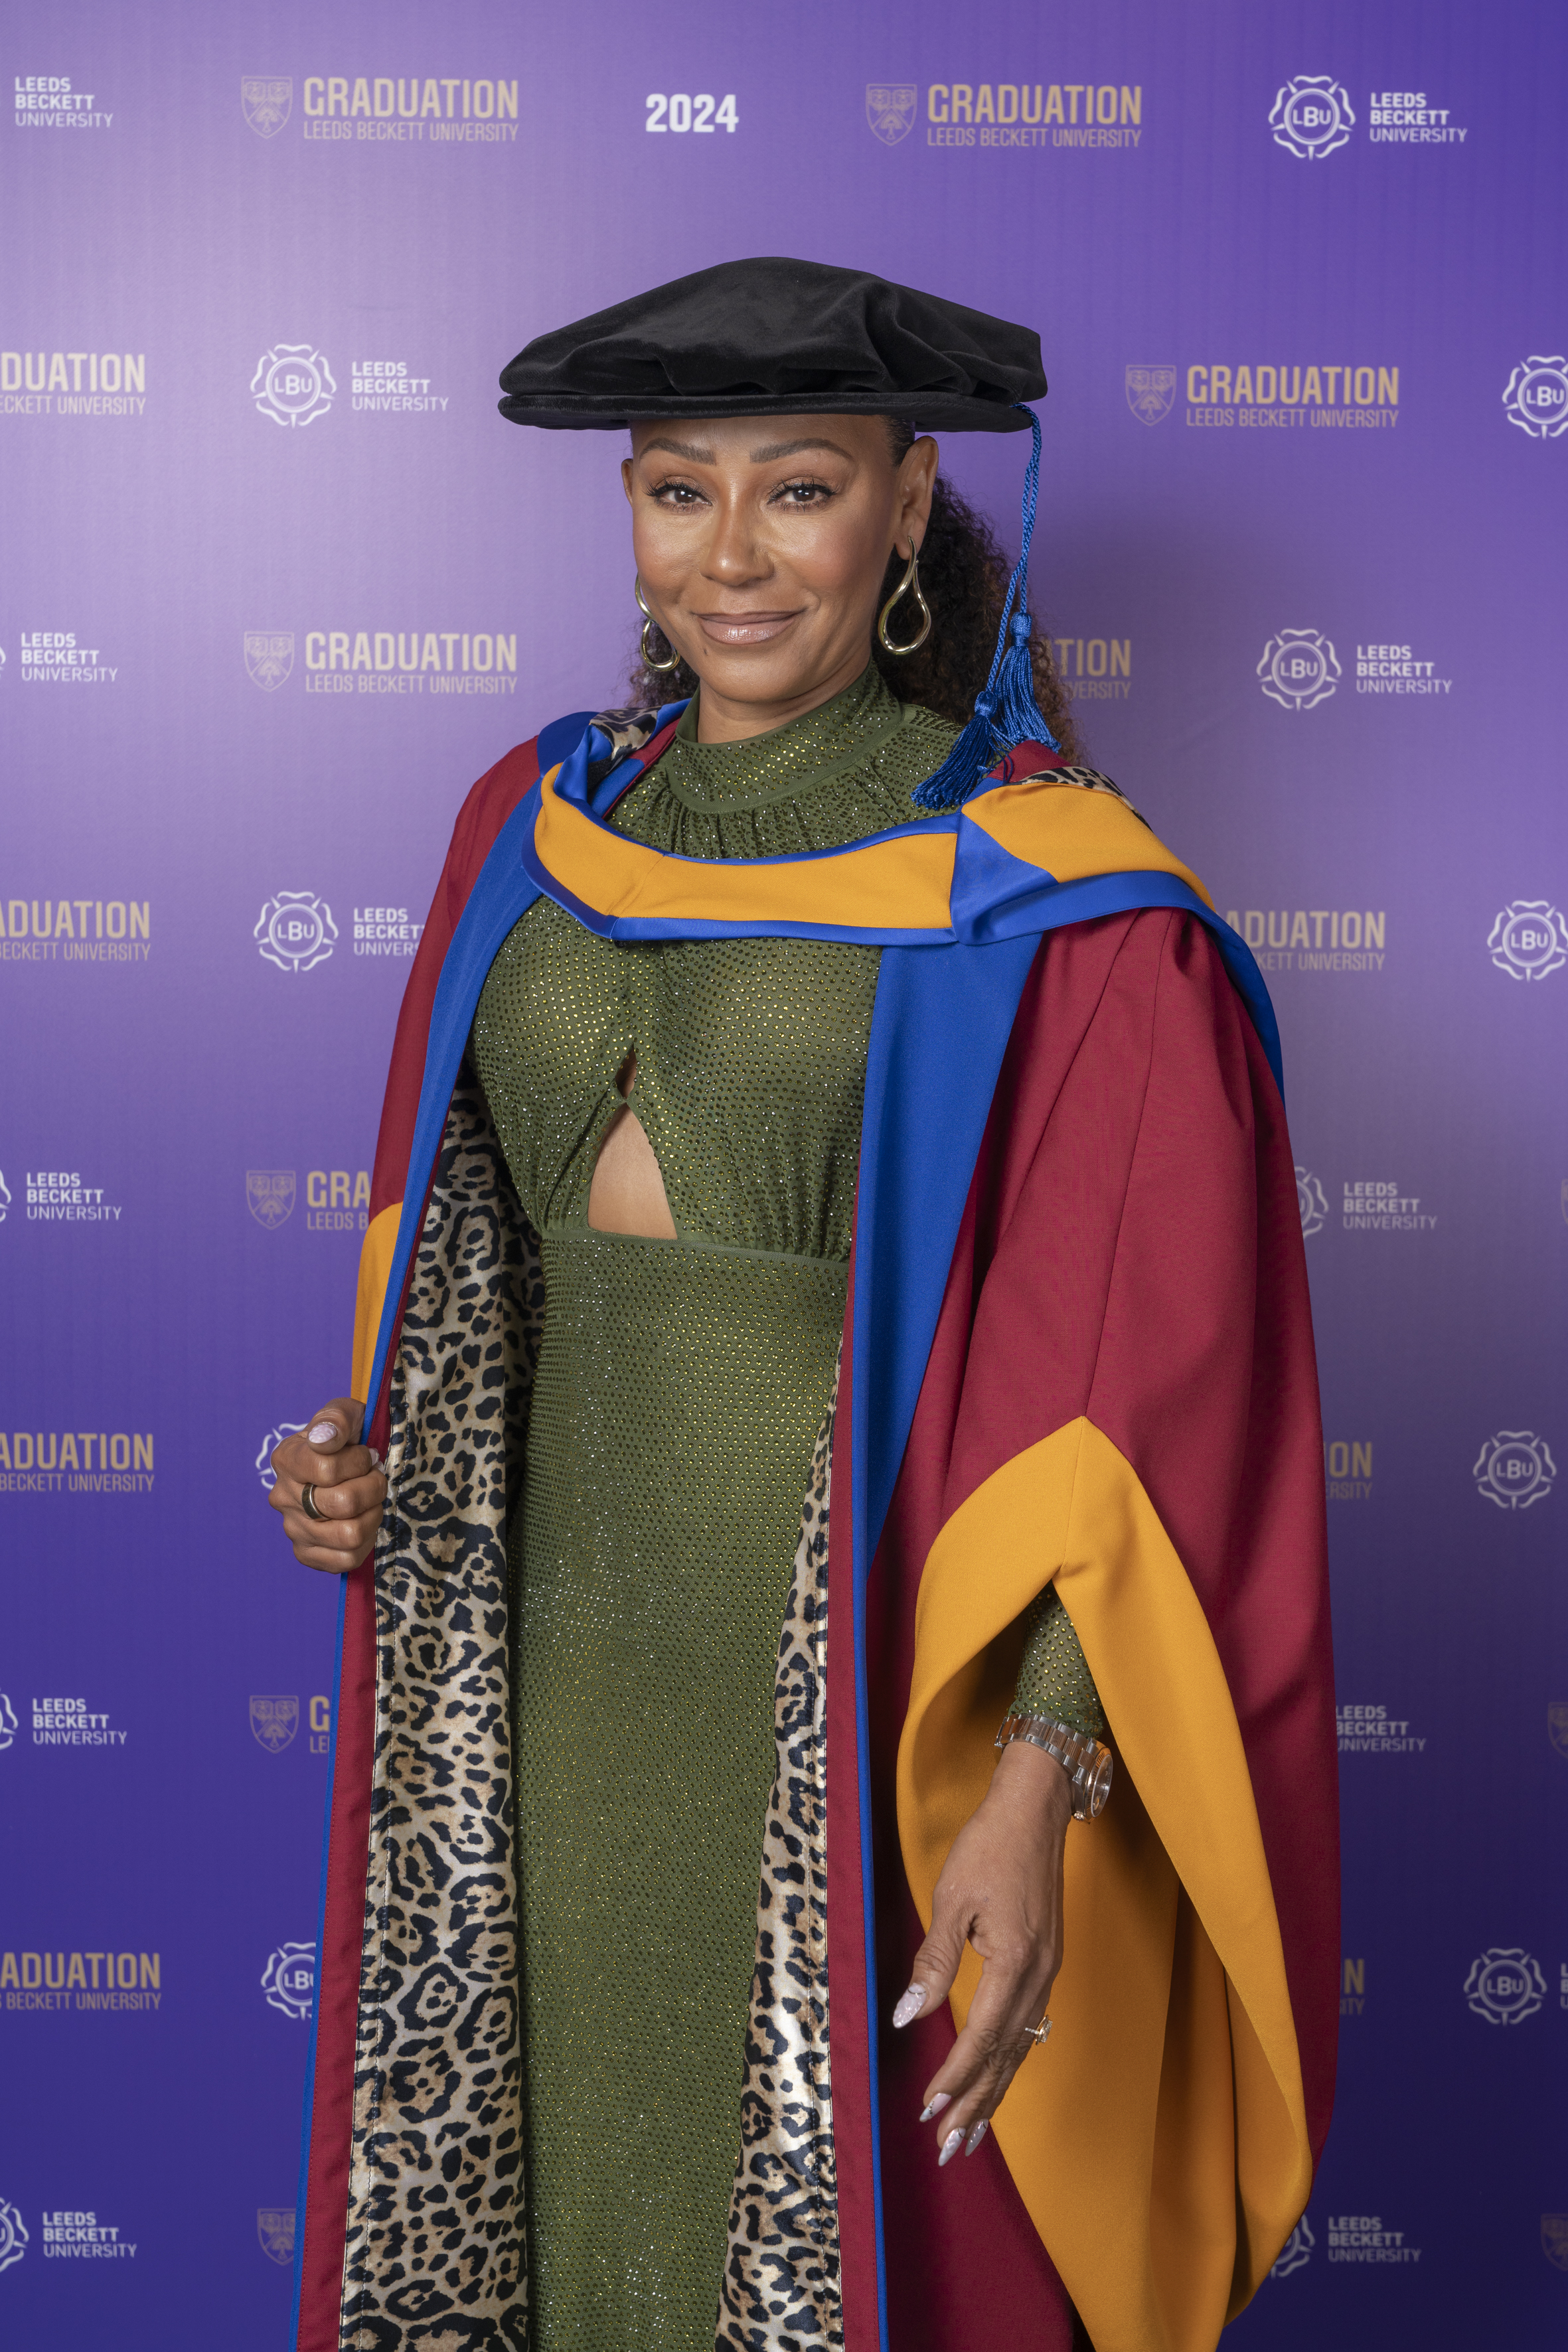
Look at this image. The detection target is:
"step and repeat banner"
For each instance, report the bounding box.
[2,0,1564,2343]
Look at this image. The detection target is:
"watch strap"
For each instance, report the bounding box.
[994,1709,1114,1820]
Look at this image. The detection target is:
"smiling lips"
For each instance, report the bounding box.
[692,610,801,647]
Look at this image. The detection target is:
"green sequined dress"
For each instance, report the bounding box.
[467,666,1101,2351]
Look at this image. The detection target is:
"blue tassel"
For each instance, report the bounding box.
[911,405,1061,813]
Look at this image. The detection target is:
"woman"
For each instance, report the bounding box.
[270,259,1336,2352]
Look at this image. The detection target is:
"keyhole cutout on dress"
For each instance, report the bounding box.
[588,1050,677,1239]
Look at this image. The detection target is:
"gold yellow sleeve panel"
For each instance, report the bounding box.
[896,1419,1310,2352]
[351,1203,402,1403]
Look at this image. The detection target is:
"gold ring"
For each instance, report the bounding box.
[1022,2016,1052,2047]
[300,1482,327,1523]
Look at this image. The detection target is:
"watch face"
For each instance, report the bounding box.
[1087,1751,1114,1816]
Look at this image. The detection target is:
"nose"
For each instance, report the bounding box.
[701,485,773,588]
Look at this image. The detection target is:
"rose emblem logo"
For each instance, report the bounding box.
[255,892,337,973]
[261,1940,316,2019]
[1473,1432,1555,1512]
[251,345,335,428]
[0,2197,27,2274]
[256,1423,306,1492]
[1258,630,1340,710]
[1269,76,1355,159]
[1294,1168,1328,1238]
[1487,902,1568,981]
[0,1693,16,1751]
[1464,1948,1546,2023]
[1502,356,1568,440]
[1271,2215,1314,2276]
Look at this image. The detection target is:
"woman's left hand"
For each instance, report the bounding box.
[891,1738,1071,2165]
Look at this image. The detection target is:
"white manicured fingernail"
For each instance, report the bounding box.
[938,2128,964,2168]
[964,2121,988,2157]
[892,1985,927,2029]
[918,2092,951,2124]
[307,1422,338,1446]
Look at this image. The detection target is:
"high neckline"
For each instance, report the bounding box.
[664,664,913,811]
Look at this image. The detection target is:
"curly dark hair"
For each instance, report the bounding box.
[625,420,1080,763]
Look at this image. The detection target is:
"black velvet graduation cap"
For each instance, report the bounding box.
[497,256,1045,433]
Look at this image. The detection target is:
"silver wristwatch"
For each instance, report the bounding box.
[994,1711,1114,1821]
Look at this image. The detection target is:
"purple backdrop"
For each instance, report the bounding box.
[3,0,1565,2341]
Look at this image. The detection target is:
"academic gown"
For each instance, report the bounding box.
[290,704,1338,2352]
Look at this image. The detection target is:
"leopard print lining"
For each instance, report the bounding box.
[718,1371,842,2352]
[1019,761,1146,823]
[342,1073,543,2351]
[586,704,664,789]
[339,1073,846,2349]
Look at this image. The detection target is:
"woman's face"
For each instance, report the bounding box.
[622,414,937,732]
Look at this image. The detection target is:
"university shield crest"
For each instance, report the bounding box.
[258,2208,296,2266]
[1543,2215,1568,2272]
[246,1168,295,1229]
[1126,365,1176,425]
[866,84,917,145]
[1549,1703,1568,1761]
[244,632,294,690]
[250,1694,299,1753]
[242,78,293,138]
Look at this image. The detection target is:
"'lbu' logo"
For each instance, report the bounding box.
[258,2208,296,2266]
[1464,1947,1546,2023]
[241,78,293,138]
[1269,76,1354,159]
[1271,2215,1313,2277]
[1472,1431,1555,1511]
[256,892,337,972]
[256,1423,305,1492]
[1487,900,1568,980]
[0,2197,27,2274]
[1502,356,1568,439]
[251,346,335,428]
[1258,629,1340,710]
[866,84,917,145]
[1294,1168,1328,1238]
[1125,366,1176,426]
[262,1941,316,2020]
[246,1169,296,1229]
[250,1695,299,1754]
[244,633,294,690]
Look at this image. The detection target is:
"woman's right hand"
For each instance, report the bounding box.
[269,1398,386,1573]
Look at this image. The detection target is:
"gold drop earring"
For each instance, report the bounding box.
[634,576,682,674]
[877,544,933,655]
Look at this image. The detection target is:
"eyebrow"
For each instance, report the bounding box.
[747,436,854,463]
[639,434,854,465]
